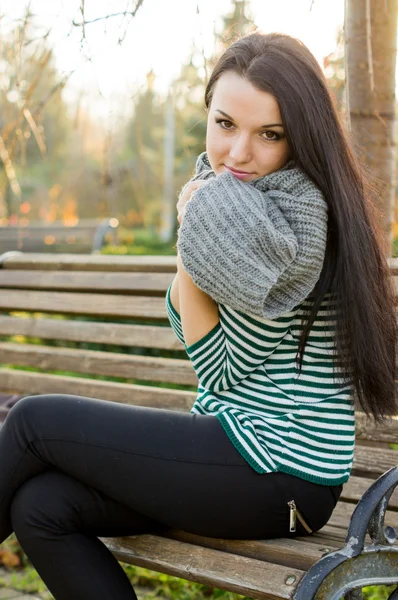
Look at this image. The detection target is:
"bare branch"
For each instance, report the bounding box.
[73,0,145,28]
[196,1,209,86]
[32,73,73,116]
[81,0,86,40]
[23,107,46,156]
[0,135,21,198]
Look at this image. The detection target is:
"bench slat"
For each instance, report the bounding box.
[299,525,377,553]
[0,342,197,386]
[328,499,398,530]
[0,220,102,233]
[1,253,177,273]
[353,444,398,477]
[0,316,183,350]
[341,474,398,509]
[0,271,174,294]
[162,530,331,571]
[2,253,394,273]
[3,252,392,275]
[341,474,398,508]
[0,290,167,319]
[390,256,398,275]
[102,534,304,600]
[300,524,347,547]
[0,368,196,409]
[355,412,398,444]
[1,242,95,253]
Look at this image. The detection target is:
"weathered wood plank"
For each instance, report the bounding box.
[355,412,398,444]
[0,342,197,385]
[389,256,398,274]
[0,368,196,409]
[0,316,183,350]
[0,290,167,319]
[298,524,347,547]
[162,530,329,571]
[391,275,398,295]
[353,444,398,477]
[341,474,398,509]
[298,525,377,552]
[102,535,304,600]
[1,242,93,253]
[0,253,177,272]
[0,270,174,294]
[328,498,398,530]
[0,219,101,232]
[11,253,397,273]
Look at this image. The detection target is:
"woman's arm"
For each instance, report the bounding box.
[169,272,180,315]
[177,253,220,348]
[167,256,295,393]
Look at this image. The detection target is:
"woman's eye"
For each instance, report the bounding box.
[215,119,234,130]
[262,130,280,141]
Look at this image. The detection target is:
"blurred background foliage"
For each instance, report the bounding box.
[0,1,254,240]
[4,0,393,255]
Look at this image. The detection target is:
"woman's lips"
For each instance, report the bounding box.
[224,165,254,180]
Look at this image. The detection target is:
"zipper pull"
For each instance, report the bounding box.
[288,500,296,533]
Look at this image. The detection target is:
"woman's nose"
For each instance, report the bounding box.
[229,135,252,163]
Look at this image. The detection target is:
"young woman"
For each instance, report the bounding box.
[0,32,396,600]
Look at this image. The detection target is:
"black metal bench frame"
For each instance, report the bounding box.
[295,467,398,599]
[0,218,118,254]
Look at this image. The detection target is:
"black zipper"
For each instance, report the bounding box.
[287,500,313,534]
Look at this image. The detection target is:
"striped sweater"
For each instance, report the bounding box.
[166,284,355,486]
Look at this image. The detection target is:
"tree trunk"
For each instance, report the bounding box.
[159,90,176,243]
[345,0,397,255]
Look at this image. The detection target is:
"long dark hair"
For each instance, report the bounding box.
[205,31,397,421]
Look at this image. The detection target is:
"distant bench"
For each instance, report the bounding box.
[0,251,398,599]
[0,218,119,254]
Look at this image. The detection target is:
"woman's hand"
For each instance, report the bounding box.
[177,180,207,225]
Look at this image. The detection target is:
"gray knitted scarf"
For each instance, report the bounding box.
[177,151,328,319]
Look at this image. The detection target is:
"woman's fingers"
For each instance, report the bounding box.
[177,180,208,224]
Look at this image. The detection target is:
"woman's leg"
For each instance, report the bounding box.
[11,470,164,600]
[0,392,263,543]
[0,393,339,599]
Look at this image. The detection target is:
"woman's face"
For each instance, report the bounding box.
[206,71,290,182]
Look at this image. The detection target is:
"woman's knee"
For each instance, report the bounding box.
[10,471,80,540]
[6,394,53,424]
[5,395,69,439]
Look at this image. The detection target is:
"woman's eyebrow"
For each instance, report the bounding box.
[215,109,284,128]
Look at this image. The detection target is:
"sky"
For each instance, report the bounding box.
[0,0,345,119]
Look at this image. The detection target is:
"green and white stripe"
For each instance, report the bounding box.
[165,285,355,485]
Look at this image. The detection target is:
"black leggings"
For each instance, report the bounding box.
[0,394,342,600]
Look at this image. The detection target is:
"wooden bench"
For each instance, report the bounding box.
[0,218,119,254]
[0,251,397,600]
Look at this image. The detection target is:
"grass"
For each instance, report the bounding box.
[101,227,177,256]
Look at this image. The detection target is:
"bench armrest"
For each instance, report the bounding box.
[294,466,398,599]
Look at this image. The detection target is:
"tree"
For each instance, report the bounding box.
[323,29,346,112]
[345,0,398,254]
[0,12,70,221]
